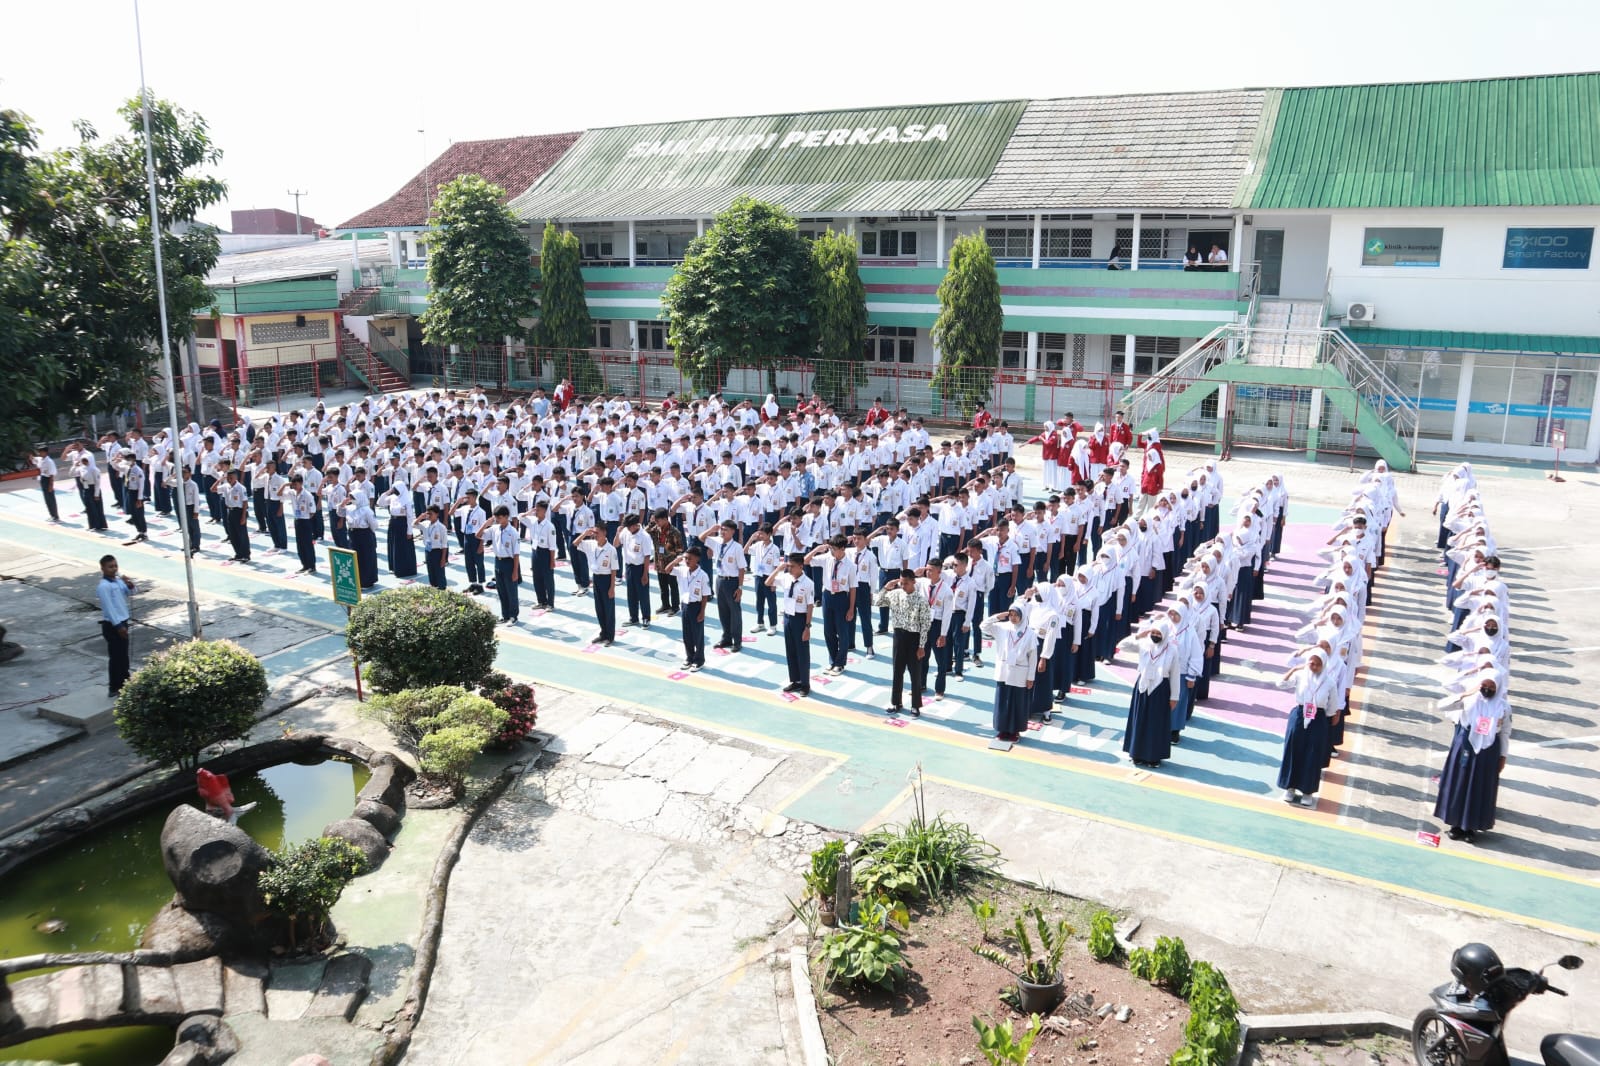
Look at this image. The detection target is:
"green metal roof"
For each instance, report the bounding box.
[508,101,1027,221]
[1345,327,1600,355]
[1237,73,1600,208]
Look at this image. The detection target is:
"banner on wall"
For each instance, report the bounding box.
[1502,227,1594,270]
[1362,227,1443,267]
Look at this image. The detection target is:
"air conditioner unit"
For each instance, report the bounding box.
[1346,302,1377,324]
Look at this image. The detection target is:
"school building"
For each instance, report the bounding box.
[335,72,1600,468]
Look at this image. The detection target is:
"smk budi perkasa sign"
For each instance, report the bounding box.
[627,123,954,158]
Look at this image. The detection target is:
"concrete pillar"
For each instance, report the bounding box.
[1031,213,1042,269]
[627,221,636,267]
[936,216,946,267]
[845,218,856,238]
[1123,334,1136,389]
[696,218,705,238]
[386,231,402,268]
[1231,215,1245,269]
[628,320,639,362]
[1130,212,1141,271]
[1451,353,1475,446]
[1214,383,1230,455]
[1025,332,1039,383]
[1307,387,1323,462]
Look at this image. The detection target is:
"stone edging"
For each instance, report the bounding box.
[1233,1012,1414,1066]
[367,738,548,1066]
[787,945,830,1066]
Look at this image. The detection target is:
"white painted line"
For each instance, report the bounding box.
[1534,734,1600,748]
[1546,586,1600,594]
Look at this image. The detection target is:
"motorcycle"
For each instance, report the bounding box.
[1413,944,1594,1066]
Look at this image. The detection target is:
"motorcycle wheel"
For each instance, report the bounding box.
[1412,1009,1468,1066]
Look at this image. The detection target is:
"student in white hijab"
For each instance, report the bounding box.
[1123,623,1181,768]
[982,604,1038,742]
[1433,667,1511,842]
[1275,647,1339,807]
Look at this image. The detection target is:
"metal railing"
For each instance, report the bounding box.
[1119,323,1236,432]
[1322,327,1421,465]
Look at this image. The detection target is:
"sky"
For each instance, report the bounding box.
[5,0,1597,230]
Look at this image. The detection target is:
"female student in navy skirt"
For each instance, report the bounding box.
[1276,648,1339,807]
[1434,669,1510,842]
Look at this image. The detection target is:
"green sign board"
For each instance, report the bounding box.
[327,547,361,607]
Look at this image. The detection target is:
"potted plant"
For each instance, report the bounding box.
[806,840,846,927]
[972,905,1073,1014]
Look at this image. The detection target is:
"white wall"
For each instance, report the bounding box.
[1324,208,1600,335]
[1250,214,1331,300]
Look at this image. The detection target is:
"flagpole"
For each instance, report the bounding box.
[134,0,202,638]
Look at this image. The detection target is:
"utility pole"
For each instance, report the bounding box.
[287,188,309,234]
[418,130,432,219]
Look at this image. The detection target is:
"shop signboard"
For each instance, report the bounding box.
[1362,228,1443,267]
[1502,227,1593,269]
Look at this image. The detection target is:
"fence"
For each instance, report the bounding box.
[1137,372,1367,467]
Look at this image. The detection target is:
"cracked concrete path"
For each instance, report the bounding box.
[403,692,833,1065]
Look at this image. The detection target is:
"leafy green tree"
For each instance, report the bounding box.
[533,221,601,396]
[662,196,814,394]
[930,232,1003,418]
[0,97,224,462]
[421,175,537,367]
[260,837,369,950]
[810,230,868,409]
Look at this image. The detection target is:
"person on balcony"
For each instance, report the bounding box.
[1207,243,1229,265]
[1183,246,1202,269]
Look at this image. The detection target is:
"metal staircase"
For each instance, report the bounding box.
[1119,320,1421,470]
[337,323,410,393]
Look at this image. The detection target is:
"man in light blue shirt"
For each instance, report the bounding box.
[96,554,135,695]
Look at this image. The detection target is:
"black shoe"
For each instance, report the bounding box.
[797,688,810,697]
[1171,731,1182,743]
[783,683,803,693]
[885,706,901,715]
[1446,827,1468,841]
[910,707,921,718]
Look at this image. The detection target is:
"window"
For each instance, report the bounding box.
[1000,331,1027,370]
[593,323,613,349]
[581,238,616,260]
[1132,335,1182,376]
[864,326,917,364]
[1040,332,1067,372]
[1042,228,1093,258]
[862,229,917,258]
[1114,227,1183,261]
[638,322,667,351]
[986,228,1033,259]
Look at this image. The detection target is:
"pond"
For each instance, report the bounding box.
[0,1026,177,1066]
[0,757,370,1066]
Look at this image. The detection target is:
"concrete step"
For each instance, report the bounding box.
[37,688,116,732]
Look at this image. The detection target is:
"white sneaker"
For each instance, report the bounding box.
[1300,794,1319,808]
[864,649,876,659]
[1282,790,1300,804]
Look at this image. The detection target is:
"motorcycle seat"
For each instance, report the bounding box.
[1543,1034,1600,1066]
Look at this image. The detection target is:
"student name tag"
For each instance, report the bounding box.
[1070,686,1092,695]
[1302,703,1317,725]
[1415,830,1441,848]
[668,671,689,681]
[780,691,799,703]
[1473,715,1494,737]
[582,644,599,654]
[885,717,907,728]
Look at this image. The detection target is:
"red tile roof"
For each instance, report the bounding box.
[336,131,583,230]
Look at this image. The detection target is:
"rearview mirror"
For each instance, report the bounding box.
[1558,955,1584,971]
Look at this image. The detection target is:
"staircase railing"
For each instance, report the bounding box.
[366,326,412,383]
[1119,322,1237,430]
[1323,328,1421,466]
[341,288,380,317]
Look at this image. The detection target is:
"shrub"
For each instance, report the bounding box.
[477,674,538,749]
[968,897,998,942]
[805,840,846,902]
[1128,934,1191,991]
[345,586,497,693]
[259,836,369,949]
[1176,962,1242,1066]
[853,777,998,903]
[820,897,909,992]
[1088,909,1120,961]
[416,693,506,791]
[363,684,471,750]
[113,639,268,771]
[972,1014,1041,1066]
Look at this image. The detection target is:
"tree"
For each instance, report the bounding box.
[533,221,602,397]
[930,232,1003,418]
[113,639,268,771]
[810,230,868,409]
[421,175,537,367]
[0,97,224,462]
[662,196,814,394]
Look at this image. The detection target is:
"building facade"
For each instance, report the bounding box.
[337,72,1600,463]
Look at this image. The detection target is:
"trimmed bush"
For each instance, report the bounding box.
[478,672,538,749]
[113,639,268,771]
[345,586,497,693]
[260,836,369,949]
[363,684,472,749]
